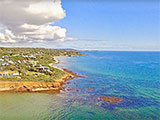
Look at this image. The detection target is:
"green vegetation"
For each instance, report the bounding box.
[0,47,85,82]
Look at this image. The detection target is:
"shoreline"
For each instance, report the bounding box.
[0,59,83,93]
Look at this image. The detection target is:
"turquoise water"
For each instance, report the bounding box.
[0,51,160,120]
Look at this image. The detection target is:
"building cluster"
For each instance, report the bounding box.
[0,53,53,78]
[0,55,11,66]
[0,71,19,77]
[0,54,37,66]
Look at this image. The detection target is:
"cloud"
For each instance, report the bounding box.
[0,0,73,44]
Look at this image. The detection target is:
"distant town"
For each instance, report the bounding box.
[0,47,85,82]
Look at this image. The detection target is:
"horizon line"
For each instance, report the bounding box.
[0,46,159,52]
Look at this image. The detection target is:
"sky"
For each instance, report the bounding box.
[0,0,159,51]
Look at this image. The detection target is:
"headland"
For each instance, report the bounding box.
[0,47,85,92]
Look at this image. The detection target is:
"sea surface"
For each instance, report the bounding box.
[0,51,160,120]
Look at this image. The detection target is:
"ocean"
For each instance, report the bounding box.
[0,51,160,120]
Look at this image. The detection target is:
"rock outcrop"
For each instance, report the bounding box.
[99,96,123,104]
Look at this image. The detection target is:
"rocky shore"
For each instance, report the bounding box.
[0,68,83,92]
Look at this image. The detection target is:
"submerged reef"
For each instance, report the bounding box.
[99,96,123,104]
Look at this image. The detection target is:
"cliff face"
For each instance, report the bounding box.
[0,74,75,92]
[0,69,84,92]
[0,81,62,92]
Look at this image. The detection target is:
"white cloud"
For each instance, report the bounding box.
[0,0,72,44]
[0,33,5,40]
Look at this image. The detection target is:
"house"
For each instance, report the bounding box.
[0,59,4,62]
[29,55,36,59]
[1,62,9,66]
[17,60,22,63]
[34,53,41,56]
[2,55,9,59]
[13,54,19,57]
[29,60,38,66]
[8,60,14,64]
[23,60,29,63]
[22,55,36,59]
[21,53,28,58]
[0,71,19,77]
[36,66,49,71]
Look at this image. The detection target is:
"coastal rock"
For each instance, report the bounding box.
[63,69,85,78]
[66,81,71,84]
[99,96,123,104]
[67,88,74,92]
[87,85,93,91]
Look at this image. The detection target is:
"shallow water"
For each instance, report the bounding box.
[0,51,160,120]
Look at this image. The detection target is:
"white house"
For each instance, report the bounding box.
[0,59,4,62]
[36,66,49,71]
[1,62,9,66]
[0,71,19,77]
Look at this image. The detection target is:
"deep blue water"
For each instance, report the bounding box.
[0,51,159,120]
